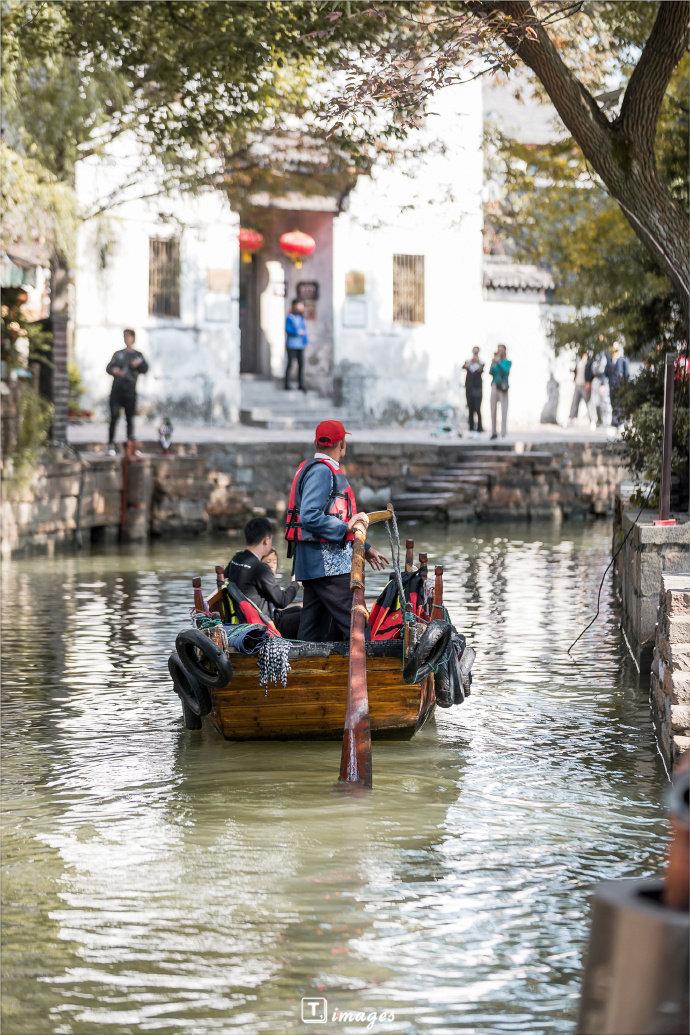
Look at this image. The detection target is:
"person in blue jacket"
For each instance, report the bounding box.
[284,299,309,391]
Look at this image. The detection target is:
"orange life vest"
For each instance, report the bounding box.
[285,458,357,544]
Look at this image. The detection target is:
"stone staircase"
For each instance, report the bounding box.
[240,376,353,430]
[391,446,546,522]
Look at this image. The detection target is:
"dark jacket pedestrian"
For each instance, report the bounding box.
[284,300,309,392]
[609,344,630,428]
[462,347,484,432]
[106,329,148,450]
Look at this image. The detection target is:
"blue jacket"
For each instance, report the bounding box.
[293,462,351,580]
[285,313,309,350]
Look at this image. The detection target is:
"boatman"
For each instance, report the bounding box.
[285,419,388,642]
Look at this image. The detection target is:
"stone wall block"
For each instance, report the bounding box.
[671,704,690,732]
[665,589,690,615]
[638,548,663,598]
[667,615,690,644]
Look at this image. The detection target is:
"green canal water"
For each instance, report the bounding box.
[1,522,668,1035]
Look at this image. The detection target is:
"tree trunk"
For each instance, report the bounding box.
[472,0,690,311]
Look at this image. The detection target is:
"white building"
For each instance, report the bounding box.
[74,135,240,423]
[74,81,574,430]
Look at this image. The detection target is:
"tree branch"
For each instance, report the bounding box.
[618,0,689,150]
[469,1,613,160]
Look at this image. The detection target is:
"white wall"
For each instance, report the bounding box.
[333,82,484,421]
[74,136,240,423]
[481,295,575,429]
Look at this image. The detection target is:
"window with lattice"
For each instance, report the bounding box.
[148,238,180,317]
[392,254,425,324]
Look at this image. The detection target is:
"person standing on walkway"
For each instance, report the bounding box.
[568,353,592,425]
[106,329,148,454]
[462,347,484,433]
[285,419,387,642]
[586,349,613,427]
[284,299,309,392]
[489,344,511,440]
[609,342,630,428]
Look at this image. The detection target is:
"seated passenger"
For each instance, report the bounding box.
[264,547,303,638]
[225,518,298,624]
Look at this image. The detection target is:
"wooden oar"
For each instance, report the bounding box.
[338,504,393,791]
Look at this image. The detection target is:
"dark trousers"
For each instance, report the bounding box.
[466,390,483,432]
[275,603,302,639]
[285,348,305,390]
[109,388,136,443]
[298,574,353,642]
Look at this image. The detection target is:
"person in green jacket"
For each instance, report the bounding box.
[489,343,512,440]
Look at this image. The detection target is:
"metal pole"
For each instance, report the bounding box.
[659,353,675,522]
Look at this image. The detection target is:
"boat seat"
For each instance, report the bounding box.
[286,640,403,659]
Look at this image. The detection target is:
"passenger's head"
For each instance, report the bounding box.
[244,516,274,558]
[291,299,305,315]
[265,548,278,574]
[123,328,136,347]
[314,419,350,461]
[497,343,507,359]
[472,346,480,357]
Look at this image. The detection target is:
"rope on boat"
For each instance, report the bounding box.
[385,509,408,614]
[193,612,222,630]
[258,636,292,693]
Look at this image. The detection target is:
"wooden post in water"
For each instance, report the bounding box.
[431,565,444,621]
[659,352,675,523]
[192,576,210,615]
[405,539,415,572]
[338,504,393,791]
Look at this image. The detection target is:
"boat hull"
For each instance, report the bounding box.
[209,653,435,741]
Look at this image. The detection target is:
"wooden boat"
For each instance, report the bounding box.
[208,638,436,741]
[173,534,466,750]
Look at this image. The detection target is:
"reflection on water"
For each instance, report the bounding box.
[1,523,667,1034]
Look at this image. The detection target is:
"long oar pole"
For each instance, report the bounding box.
[338,505,393,791]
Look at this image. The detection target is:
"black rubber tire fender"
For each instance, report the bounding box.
[181,699,203,730]
[403,620,453,685]
[175,627,233,690]
[168,650,211,717]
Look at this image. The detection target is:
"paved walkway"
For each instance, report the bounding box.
[68,419,616,449]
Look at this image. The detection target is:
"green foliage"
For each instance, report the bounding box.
[6,385,53,494]
[487,30,688,487]
[68,360,85,412]
[620,361,689,504]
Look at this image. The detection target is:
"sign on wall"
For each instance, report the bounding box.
[207,268,232,293]
[345,271,366,296]
[296,281,319,302]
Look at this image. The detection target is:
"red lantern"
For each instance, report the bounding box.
[239,227,264,264]
[279,230,316,270]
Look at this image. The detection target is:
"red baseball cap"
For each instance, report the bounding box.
[315,419,350,447]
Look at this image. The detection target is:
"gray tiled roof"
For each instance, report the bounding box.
[483,257,555,292]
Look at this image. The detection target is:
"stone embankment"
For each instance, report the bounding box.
[2,439,626,556]
[613,502,690,672]
[651,574,690,767]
